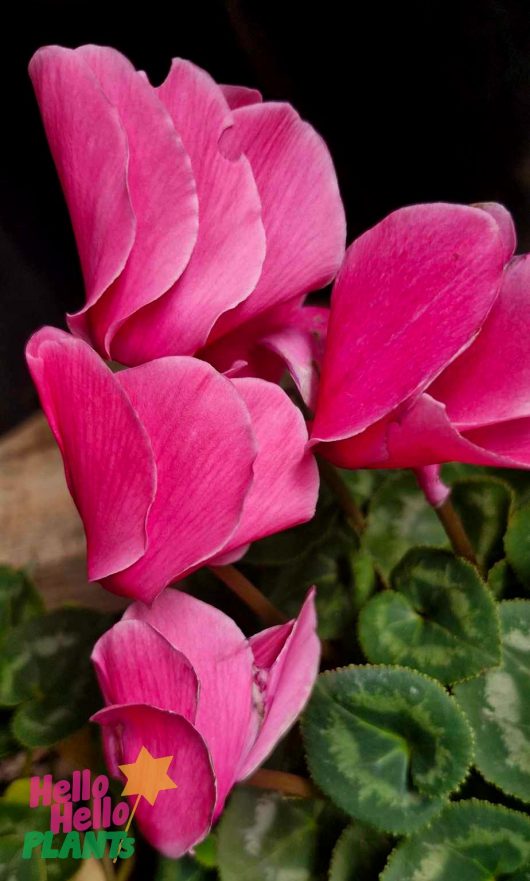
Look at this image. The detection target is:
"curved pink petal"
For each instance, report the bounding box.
[474,202,516,261]
[214,378,319,558]
[103,358,256,601]
[124,590,256,816]
[91,620,199,721]
[29,47,136,327]
[464,417,530,466]
[311,203,506,444]
[25,328,155,581]
[257,305,329,409]
[111,59,265,362]
[238,588,320,779]
[91,704,215,858]
[209,101,346,341]
[67,46,199,354]
[319,394,522,469]
[221,84,262,108]
[429,255,530,428]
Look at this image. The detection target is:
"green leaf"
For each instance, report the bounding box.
[336,468,387,508]
[487,558,519,599]
[155,855,214,880]
[0,566,43,639]
[381,800,530,880]
[451,477,513,571]
[454,600,530,803]
[217,788,333,881]
[505,501,530,589]
[362,473,447,577]
[302,665,473,835]
[0,608,110,747]
[358,548,501,683]
[329,822,392,881]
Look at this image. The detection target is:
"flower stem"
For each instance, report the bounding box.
[210,565,287,627]
[435,498,478,566]
[101,853,115,881]
[318,458,365,534]
[116,855,136,881]
[414,466,478,566]
[245,769,320,799]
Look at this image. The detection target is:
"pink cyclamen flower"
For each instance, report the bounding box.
[29,45,345,408]
[26,327,318,603]
[310,201,530,470]
[91,588,319,857]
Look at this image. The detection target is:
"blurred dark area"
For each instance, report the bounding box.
[2,0,530,433]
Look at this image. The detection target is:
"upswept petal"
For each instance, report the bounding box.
[91,704,215,858]
[25,328,155,581]
[214,378,319,559]
[91,620,199,721]
[124,591,257,817]
[68,46,199,354]
[209,101,346,340]
[103,357,256,601]
[311,203,506,444]
[429,255,530,428]
[111,58,265,362]
[28,47,136,327]
[474,201,516,261]
[238,588,320,779]
[221,84,262,108]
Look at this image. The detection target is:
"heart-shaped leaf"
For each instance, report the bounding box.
[454,600,530,803]
[0,608,110,747]
[362,473,446,578]
[302,665,473,834]
[358,548,501,683]
[329,822,392,881]
[381,801,530,880]
[217,788,336,881]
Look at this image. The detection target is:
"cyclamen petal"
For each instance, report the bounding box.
[30,44,345,389]
[92,592,319,855]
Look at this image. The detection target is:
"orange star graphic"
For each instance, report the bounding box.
[119,745,177,806]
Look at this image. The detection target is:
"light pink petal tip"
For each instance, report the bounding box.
[238,588,320,779]
[91,704,215,858]
[111,58,266,362]
[221,83,263,109]
[311,203,507,445]
[25,328,155,581]
[91,620,199,721]
[104,357,256,601]
[124,590,256,817]
[209,101,346,341]
[215,378,319,559]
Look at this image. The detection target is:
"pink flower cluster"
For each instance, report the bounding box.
[27,43,530,857]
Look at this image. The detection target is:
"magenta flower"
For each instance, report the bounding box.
[91,588,319,857]
[311,202,530,470]
[26,327,318,602]
[29,45,345,407]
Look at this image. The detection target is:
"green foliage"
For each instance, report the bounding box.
[0,792,77,881]
[362,473,447,577]
[454,600,530,803]
[381,801,530,880]
[302,665,473,834]
[329,822,392,881]
[155,855,215,880]
[0,566,43,639]
[217,788,338,881]
[358,548,501,683]
[0,607,110,747]
[505,500,530,588]
[451,477,513,571]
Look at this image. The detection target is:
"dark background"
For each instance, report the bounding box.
[2,0,530,433]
